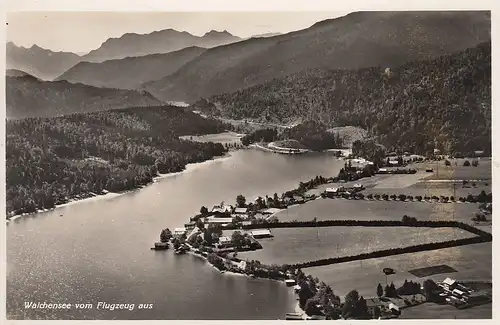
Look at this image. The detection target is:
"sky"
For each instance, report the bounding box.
[6,12,349,54]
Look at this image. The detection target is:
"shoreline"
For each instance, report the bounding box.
[7,152,234,222]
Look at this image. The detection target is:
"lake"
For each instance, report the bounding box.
[6,149,344,320]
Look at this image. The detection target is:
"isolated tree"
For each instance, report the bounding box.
[160,228,172,242]
[231,231,246,249]
[423,279,439,300]
[298,281,315,309]
[236,194,246,208]
[355,296,370,319]
[304,298,322,316]
[200,206,209,215]
[377,283,384,297]
[342,289,360,319]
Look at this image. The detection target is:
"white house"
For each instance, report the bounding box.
[217,236,232,247]
[262,208,282,215]
[211,205,233,214]
[173,227,186,236]
[250,229,273,239]
[442,278,457,290]
[205,217,233,226]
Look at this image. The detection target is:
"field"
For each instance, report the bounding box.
[236,226,475,266]
[274,199,481,223]
[307,158,491,198]
[399,301,492,319]
[411,159,492,181]
[303,242,491,299]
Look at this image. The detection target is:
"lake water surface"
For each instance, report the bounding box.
[7,149,344,320]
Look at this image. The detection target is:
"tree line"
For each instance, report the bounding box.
[6,105,228,217]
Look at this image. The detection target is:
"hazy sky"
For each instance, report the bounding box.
[6,12,349,54]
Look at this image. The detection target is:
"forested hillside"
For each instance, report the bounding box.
[55,46,207,89]
[199,42,491,155]
[6,106,228,217]
[6,76,163,118]
[145,11,490,102]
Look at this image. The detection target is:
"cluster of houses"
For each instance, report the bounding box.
[438,278,490,307]
[323,184,365,198]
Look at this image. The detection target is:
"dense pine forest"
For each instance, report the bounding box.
[199,42,491,156]
[6,106,228,217]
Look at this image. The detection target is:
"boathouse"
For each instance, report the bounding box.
[234,207,249,214]
[205,217,233,226]
[262,208,281,215]
[250,229,273,239]
[285,279,296,287]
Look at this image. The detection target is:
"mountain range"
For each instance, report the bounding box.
[55,46,207,89]
[81,29,240,63]
[6,29,240,81]
[143,11,490,103]
[6,11,491,124]
[6,42,82,80]
[6,76,163,119]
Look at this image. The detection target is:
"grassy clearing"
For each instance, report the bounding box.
[399,301,492,319]
[274,199,480,223]
[236,226,474,266]
[179,132,243,144]
[304,242,491,299]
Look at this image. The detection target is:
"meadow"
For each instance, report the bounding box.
[237,226,475,266]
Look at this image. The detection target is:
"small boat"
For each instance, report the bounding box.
[151,242,169,250]
[285,312,303,320]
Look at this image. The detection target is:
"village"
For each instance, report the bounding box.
[152,151,492,320]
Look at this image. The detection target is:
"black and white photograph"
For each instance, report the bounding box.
[2,0,495,321]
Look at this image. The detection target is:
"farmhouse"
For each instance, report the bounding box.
[442,278,458,291]
[292,195,305,204]
[216,236,232,248]
[250,229,273,239]
[452,289,467,298]
[184,221,196,231]
[211,205,233,214]
[324,187,344,198]
[365,298,386,316]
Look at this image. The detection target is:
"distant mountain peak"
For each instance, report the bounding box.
[203,30,233,37]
